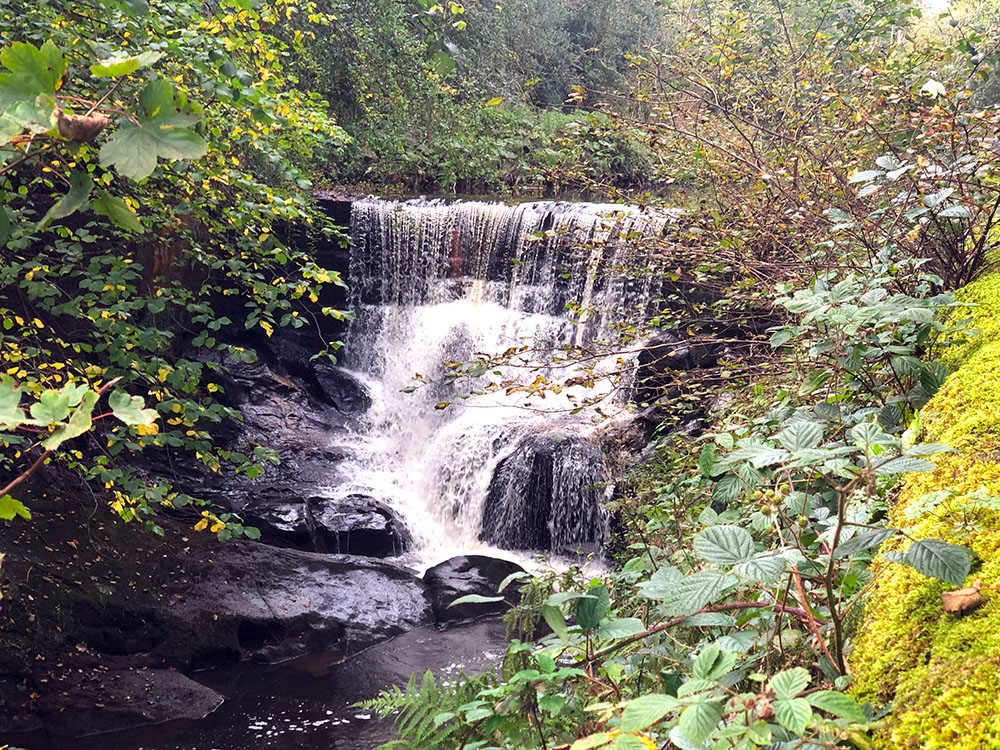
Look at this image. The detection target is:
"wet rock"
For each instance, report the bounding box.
[424,555,525,624]
[480,434,609,551]
[47,668,224,738]
[313,363,372,416]
[165,540,433,666]
[308,494,411,557]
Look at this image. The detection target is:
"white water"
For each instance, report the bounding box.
[327,198,675,569]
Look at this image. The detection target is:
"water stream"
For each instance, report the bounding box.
[328,198,675,566]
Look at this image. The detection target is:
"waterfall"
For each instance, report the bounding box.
[329,198,675,565]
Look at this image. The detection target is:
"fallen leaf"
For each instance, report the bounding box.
[942,580,982,615]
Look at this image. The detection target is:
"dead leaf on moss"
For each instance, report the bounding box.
[941,579,982,615]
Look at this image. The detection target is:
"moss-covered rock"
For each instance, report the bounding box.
[850,273,1000,749]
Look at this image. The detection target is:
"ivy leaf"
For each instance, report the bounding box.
[620,694,680,732]
[92,191,144,233]
[0,376,23,430]
[42,390,99,450]
[0,40,66,112]
[896,539,972,586]
[693,525,754,565]
[29,388,71,424]
[769,667,810,700]
[90,50,162,77]
[99,80,207,180]
[36,171,93,231]
[807,690,866,722]
[774,698,812,734]
[0,494,31,521]
[108,390,158,426]
[677,700,723,744]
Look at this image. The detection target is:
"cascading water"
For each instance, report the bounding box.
[327,198,675,566]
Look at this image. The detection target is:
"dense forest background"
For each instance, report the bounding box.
[2,0,1000,748]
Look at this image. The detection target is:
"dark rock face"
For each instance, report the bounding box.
[308,494,412,557]
[423,555,524,624]
[313,363,372,416]
[167,541,433,666]
[480,433,609,552]
[239,493,411,558]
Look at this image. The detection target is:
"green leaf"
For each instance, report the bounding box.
[693,525,754,565]
[620,694,680,732]
[243,526,261,540]
[29,389,71,424]
[447,594,505,607]
[595,617,646,639]
[42,390,98,450]
[698,444,717,477]
[542,604,570,642]
[775,422,823,451]
[807,690,865,722]
[662,571,736,616]
[430,51,456,77]
[834,528,898,558]
[774,698,812,734]
[90,50,162,77]
[497,570,529,592]
[897,539,972,586]
[732,551,786,583]
[0,494,31,521]
[874,456,938,476]
[769,667,810,700]
[92,191,144,233]
[36,171,93,231]
[677,701,722,744]
[692,642,736,680]
[612,735,650,750]
[574,584,609,631]
[108,390,157,426]
[99,80,206,180]
[0,376,23,430]
[0,41,66,112]
[636,565,683,599]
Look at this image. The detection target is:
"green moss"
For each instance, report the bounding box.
[850,273,1000,749]
[943,273,1000,368]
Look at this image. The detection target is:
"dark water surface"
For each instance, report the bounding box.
[17,619,508,750]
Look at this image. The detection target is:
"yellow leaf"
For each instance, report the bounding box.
[194,518,209,531]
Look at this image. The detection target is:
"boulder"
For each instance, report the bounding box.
[308,494,412,557]
[313,363,373,416]
[423,555,525,624]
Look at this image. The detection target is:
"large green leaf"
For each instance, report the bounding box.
[595,617,646,639]
[0,495,31,521]
[874,455,937,476]
[108,390,157,426]
[620,694,680,732]
[29,389,71,424]
[574,584,609,631]
[732,551,786,583]
[662,571,736,616]
[0,376,23,430]
[90,50,161,77]
[775,422,823,451]
[99,80,206,180]
[677,700,722,744]
[769,667,809,700]
[896,538,972,586]
[833,527,898,559]
[0,40,65,112]
[807,690,865,722]
[92,191,145,233]
[636,565,683,599]
[774,698,812,734]
[42,390,99,450]
[36,171,93,231]
[447,594,504,607]
[692,642,736,680]
[541,604,569,642]
[693,525,754,565]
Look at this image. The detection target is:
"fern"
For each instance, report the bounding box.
[357,668,497,750]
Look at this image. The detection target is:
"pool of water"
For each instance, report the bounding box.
[18,619,509,750]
